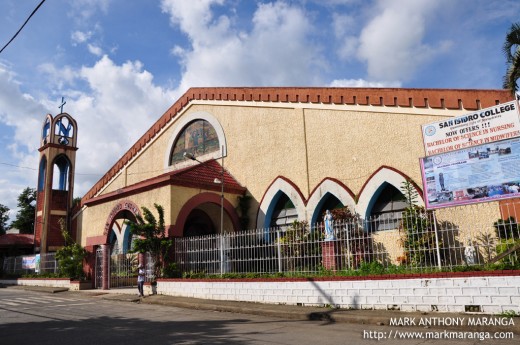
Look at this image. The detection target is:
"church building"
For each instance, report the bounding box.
[35,87,516,280]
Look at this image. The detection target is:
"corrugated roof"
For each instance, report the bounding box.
[0,234,34,248]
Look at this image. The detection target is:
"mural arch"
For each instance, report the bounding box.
[307,178,356,225]
[164,111,227,169]
[256,177,306,229]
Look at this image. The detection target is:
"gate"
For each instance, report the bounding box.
[95,247,139,289]
[95,247,103,289]
[110,252,138,288]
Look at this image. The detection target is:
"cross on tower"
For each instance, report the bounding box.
[59,97,66,113]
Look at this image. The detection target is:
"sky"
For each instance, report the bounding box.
[0,0,518,221]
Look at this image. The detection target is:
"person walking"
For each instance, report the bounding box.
[137,264,145,297]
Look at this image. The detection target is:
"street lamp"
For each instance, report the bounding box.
[183,148,225,275]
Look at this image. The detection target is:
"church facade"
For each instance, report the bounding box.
[64,87,514,268]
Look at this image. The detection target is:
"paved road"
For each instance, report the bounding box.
[0,288,517,344]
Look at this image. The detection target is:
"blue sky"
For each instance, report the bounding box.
[0,0,518,220]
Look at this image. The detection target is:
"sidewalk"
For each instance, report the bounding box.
[5,284,520,334]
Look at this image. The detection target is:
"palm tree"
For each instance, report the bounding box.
[503,22,520,96]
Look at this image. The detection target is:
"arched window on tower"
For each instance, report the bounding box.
[38,157,47,191]
[42,118,51,144]
[52,155,71,191]
[169,120,219,165]
[368,184,407,231]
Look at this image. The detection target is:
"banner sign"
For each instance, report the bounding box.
[22,255,40,270]
[421,136,520,209]
[422,101,520,156]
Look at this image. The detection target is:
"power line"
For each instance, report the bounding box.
[0,162,102,177]
[0,0,47,55]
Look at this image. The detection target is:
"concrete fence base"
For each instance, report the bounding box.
[0,278,92,290]
[157,273,520,315]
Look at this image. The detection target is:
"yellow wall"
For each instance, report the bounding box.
[79,100,500,246]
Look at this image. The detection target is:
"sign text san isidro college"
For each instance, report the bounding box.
[422,100,520,156]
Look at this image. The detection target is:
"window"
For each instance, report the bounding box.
[270,194,298,229]
[52,155,70,191]
[368,184,407,231]
[169,120,219,165]
[38,157,47,191]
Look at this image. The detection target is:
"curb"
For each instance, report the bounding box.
[5,285,69,294]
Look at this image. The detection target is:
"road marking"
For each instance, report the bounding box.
[10,299,37,304]
[0,301,20,306]
[50,302,95,307]
[0,296,82,307]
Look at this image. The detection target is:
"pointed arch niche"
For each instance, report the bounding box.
[164,111,227,170]
[307,178,356,225]
[256,177,306,229]
[357,167,424,231]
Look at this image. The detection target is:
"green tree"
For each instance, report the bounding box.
[399,180,438,267]
[126,204,172,281]
[10,187,36,234]
[503,22,520,95]
[55,218,87,280]
[0,204,10,235]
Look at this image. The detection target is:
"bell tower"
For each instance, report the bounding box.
[34,111,78,253]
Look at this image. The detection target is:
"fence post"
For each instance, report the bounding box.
[432,210,442,270]
[220,234,224,276]
[345,221,351,270]
[276,229,282,273]
[101,244,110,290]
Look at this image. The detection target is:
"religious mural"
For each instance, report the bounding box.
[169,120,219,164]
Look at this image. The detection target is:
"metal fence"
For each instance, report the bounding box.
[95,249,154,289]
[2,253,58,275]
[174,208,520,276]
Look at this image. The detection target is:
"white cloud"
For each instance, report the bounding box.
[68,0,111,21]
[0,65,45,211]
[71,30,93,45]
[161,0,326,90]
[87,44,103,56]
[357,0,449,82]
[329,78,401,88]
[0,55,177,204]
[69,56,176,194]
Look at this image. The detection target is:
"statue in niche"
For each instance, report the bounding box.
[464,239,476,265]
[324,209,334,241]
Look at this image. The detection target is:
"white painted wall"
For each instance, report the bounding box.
[157,276,520,315]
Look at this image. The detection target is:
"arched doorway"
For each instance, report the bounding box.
[174,193,242,274]
[96,201,141,289]
[184,209,216,237]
